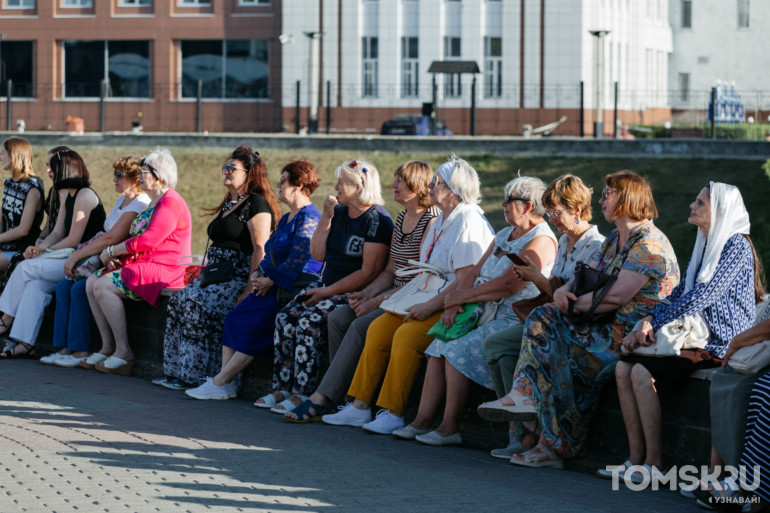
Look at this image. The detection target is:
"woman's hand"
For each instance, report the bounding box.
[63,255,77,278]
[443,289,467,310]
[303,287,329,307]
[23,245,37,259]
[252,276,273,297]
[553,287,576,314]
[322,195,338,218]
[104,258,121,271]
[99,248,111,266]
[353,296,381,317]
[347,291,370,311]
[622,317,655,352]
[513,255,540,282]
[439,305,463,328]
[404,301,436,322]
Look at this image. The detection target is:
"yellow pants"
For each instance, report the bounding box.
[347,310,443,415]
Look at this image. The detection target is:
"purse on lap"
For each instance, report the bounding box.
[622,314,710,357]
[566,262,618,325]
[269,243,320,306]
[729,299,770,374]
[380,260,449,316]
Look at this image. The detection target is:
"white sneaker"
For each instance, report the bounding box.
[40,353,65,365]
[225,381,238,399]
[54,355,87,368]
[185,377,230,400]
[363,410,404,435]
[322,402,371,427]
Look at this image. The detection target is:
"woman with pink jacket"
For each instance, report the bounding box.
[84,149,192,376]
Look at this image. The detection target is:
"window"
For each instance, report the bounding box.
[678,73,690,103]
[64,40,150,98]
[483,36,501,98]
[681,0,691,28]
[444,37,461,97]
[238,0,269,4]
[120,0,150,4]
[61,0,92,6]
[401,37,418,98]
[181,40,269,99]
[179,0,210,5]
[5,0,34,7]
[362,37,378,98]
[0,41,33,97]
[738,0,749,28]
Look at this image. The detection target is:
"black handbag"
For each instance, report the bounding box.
[566,262,618,325]
[198,238,234,288]
[269,243,320,305]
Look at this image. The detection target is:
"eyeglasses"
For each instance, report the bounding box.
[601,187,618,200]
[503,195,528,205]
[429,175,446,187]
[141,165,158,179]
[545,207,568,220]
[113,170,126,179]
[221,164,246,175]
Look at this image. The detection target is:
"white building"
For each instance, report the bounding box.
[281,0,674,135]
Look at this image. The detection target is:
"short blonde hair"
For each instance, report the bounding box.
[334,159,384,206]
[396,160,433,208]
[542,174,594,221]
[3,137,35,181]
[606,170,657,221]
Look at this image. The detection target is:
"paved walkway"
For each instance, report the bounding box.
[1,361,702,513]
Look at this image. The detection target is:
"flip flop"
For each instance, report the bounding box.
[284,399,334,423]
[253,390,291,409]
[477,391,537,422]
[270,394,308,414]
[510,444,564,469]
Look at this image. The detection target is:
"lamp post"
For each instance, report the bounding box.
[0,34,6,85]
[589,30,610,138]
[304,31,323,134]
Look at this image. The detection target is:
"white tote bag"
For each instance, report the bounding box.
[624,314,710,357]
[380,260,449,316]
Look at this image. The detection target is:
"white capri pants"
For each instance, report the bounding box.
[0,257,66,345]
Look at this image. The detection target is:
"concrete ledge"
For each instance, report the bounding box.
[8,131,770,160]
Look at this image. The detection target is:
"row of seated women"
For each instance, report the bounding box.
[0,138,766,508]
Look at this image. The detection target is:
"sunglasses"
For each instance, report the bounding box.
[503,195,528,205]
[601,187,618,200]
[222,164,245,175]
[113,170,126,179]
[429,175,446,187]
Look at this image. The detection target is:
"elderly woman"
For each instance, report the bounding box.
[480,170,680,468]
[391,176,557,445]
[254,159,392,413]
[184,159,323,400]
[283,160,438,421]
[482,174,605,458]
[0,148,106,358]
[84,149,192,376]
[0,137,44,272]
[601,183,762,481]
[322,156,494,435]
[153,147,280,390]
[38,155,150,367]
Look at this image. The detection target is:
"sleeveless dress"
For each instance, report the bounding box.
[425,222,557,389]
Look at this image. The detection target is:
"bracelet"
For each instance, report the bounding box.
[107,245,114,258]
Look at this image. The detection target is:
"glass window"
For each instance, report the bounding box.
[181,39,269,99]
[179,0,210,5]
[443,37,461,97]
[738,0,749,28]
[0,41,34,97]
[444,36,461,58]
[61,0,93,6]
[681,0,692,28]
[64,40,150,98]
[401,36,418,98]
[238,0,269,4]
[678,73,689,103]
[362,37,378,98]
[484,36,501,98]
[120,0,151,5]
[5,0,34,7]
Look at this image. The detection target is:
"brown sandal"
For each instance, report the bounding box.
[0,342,36,359]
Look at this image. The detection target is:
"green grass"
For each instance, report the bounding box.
[25,146,770,272]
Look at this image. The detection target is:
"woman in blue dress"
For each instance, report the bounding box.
[185,159,322,400]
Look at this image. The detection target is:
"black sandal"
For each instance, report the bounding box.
[0,342,36,359]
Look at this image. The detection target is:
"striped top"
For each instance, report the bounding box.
[741,371,770,502]
[650,233,755,358]
[392,207,440,287]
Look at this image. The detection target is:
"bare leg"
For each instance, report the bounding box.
[710,446,724,473]
[630,363,663,468]
[86,274,115,355]
[434,360,469,436]
[213,351,254,386]
[616,360,645,464]
[92,276,132,361]
[407,356,447,430]
[221,346,235,369]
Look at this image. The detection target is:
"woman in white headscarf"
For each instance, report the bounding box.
[599,182,764,481]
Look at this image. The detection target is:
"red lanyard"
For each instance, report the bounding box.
[425,228,444,263]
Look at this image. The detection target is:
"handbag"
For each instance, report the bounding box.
[197,239,233,288]
[567,262,618,325]
[269,242,320,306]
[380,259,449,316]
[512,276,566,322]
[36,247,75,259]
[427,303,483,341]
[729,341,770,375]
[623,315,710,357]
[70,231,106,281]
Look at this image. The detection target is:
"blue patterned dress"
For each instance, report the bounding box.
[512,220,680,458]
[425,222,556,389]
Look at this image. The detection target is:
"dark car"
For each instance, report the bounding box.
[380,114,452,136]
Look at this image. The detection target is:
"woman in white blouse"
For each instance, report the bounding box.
[481,174,604,459]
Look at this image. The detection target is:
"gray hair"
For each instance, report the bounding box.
[334,159,384,206]
[505,176,547,217]
[141,148,178,189]
[438,155,481,204]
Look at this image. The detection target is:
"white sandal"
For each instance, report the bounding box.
[477,391,537,422]
[253,390,291,409]
[270,395,309,414]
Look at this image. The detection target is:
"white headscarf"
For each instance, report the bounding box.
[684,182,751,292]
[436,160,464,198]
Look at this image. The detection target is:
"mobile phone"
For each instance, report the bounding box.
[505,253,527,265]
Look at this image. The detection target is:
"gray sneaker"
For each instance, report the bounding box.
[392,425,431,440]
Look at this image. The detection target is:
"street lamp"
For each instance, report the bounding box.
[0,34,6,85]
[304,31,323,134]
[589,30,610,138]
